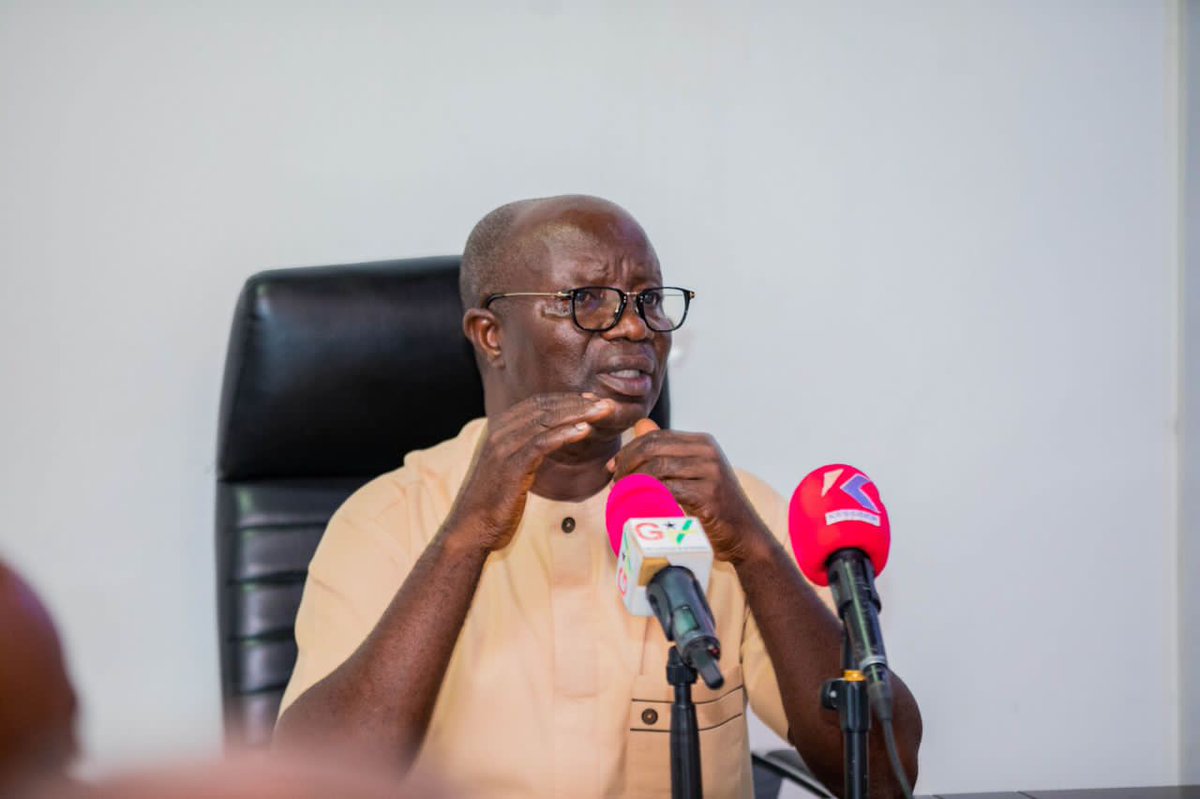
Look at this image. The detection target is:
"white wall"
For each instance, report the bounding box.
[0,1,1182,793]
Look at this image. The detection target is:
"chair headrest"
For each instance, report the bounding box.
[217,257,484,480]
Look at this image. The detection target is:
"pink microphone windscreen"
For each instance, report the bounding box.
[605,474,684,555]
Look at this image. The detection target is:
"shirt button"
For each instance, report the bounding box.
[641,708,658,725]
[561,517,576,533]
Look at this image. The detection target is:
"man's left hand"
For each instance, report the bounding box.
[607,420,772,564]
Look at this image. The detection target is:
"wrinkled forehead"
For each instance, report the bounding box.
[511,204,661,286]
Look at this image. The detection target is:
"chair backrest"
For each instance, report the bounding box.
[214,256,670,744]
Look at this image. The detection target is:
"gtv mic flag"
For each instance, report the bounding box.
[605,473,713,617]
[605,473,722,689]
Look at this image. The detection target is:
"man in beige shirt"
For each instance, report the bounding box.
[275,195,921,797]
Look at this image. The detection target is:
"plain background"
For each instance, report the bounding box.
[0,1,1193,794]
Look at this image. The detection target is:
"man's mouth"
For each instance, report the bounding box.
[595,367,655,399]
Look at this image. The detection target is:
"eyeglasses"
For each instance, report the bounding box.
[483,286,695,333]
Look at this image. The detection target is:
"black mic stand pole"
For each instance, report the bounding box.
[666,646,703,799]
[648,566,722,799]
[821,633,870,799]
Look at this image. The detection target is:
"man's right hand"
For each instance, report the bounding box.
[441,392,617,553]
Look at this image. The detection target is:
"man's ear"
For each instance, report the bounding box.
[463,308,503,367]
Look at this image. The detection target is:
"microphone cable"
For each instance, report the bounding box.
[871,683,914,799]
[880,716,914,799]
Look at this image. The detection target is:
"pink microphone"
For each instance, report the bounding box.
[604,473,722,688]
[605,473,685,556]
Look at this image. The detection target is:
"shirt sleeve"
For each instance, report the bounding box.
[737,471,838,742]
[277,478,421,717]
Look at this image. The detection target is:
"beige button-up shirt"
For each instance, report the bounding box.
[280,419,824,798]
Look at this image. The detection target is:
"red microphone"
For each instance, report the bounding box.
[788,463,890,586]
[788,464,896,721]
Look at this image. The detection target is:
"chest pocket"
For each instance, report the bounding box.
[622,664,752,799]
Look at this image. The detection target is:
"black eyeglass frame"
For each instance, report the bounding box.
[482,286,696,333]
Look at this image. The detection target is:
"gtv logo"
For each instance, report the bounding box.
[634,519,695,545]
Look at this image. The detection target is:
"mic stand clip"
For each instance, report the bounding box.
[820,636,871,799]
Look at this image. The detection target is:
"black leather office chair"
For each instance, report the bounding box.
[214,255,670,745]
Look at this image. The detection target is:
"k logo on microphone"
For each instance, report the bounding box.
[817,467,883,528]
[840,473,880,513]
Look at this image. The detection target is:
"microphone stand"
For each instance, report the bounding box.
[646,566,721,799]
[666,646,702,799]
[820,634,870,799]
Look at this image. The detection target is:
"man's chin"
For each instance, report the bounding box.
[591,401,652,434]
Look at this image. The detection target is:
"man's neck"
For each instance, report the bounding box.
[531,434,622,502]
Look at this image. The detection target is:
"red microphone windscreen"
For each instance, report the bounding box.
[605,474,684,556]
[788,464,891,586]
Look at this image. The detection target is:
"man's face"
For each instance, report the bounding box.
[492,204,671,433]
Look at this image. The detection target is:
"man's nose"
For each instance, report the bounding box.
[603,293,652,341]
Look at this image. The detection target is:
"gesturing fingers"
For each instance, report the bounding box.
[500,393,614,433]
[527,417,599,457]
[484,393,619,470]
[604,420,769,564]
[608,430,720,481]
[615,454,720,484]
[606,426,741,521]
[453,393,619,552]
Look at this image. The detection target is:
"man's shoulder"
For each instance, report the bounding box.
[336,417,487,525]
[732,467,787,511]
[731,467,792,549]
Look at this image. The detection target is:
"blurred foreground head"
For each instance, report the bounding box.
[0,560,79,792]
[20,750,455,799]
